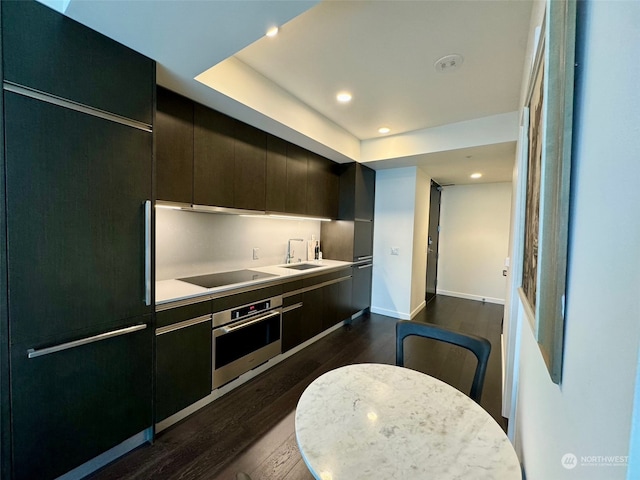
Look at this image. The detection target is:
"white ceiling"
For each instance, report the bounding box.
[46,0,533,186]
[233,0,530,141]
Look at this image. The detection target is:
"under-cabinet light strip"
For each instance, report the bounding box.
[241,214,331,222]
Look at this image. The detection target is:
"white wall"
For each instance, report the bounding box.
[371,167,422,319]
[156,209,320,280]
[410,168,430,314]
[437,182,512,304]
[510,2,640,479]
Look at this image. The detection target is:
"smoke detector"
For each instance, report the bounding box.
[434,54,464,73]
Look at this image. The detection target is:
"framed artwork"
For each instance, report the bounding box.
[519,0,577,384]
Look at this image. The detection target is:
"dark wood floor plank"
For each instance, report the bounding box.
[213,411,297,480]
[89,295,505,480]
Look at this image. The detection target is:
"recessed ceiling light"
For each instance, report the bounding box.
[470,173,482,179]
[265,26,279,37]
[336,92,352,103]
[378,127,390,134]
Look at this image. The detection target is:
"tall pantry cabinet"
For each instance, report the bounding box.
[0,2,155,479]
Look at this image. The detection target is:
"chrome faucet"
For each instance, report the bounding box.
[287,238,304,264]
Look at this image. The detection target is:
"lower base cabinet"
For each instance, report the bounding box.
[9,319,152,480]
[282,294,304,352]
[323,277,353,331]
[155,317,212,422]
[282,276,353,353]
[352,263,373,313]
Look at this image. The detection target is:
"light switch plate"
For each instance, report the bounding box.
[253,247,259,260]
[391,247,400,255]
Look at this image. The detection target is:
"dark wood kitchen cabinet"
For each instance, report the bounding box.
[321,219,374,262]
[193,105,266,211]
[10,318,152,480]
[285,143,308,214]
[194,104,236,207]
[2,0,153,125]
[155,93,340,217]
[353,219,374,260]
[282,294,305,352]
[1,2,155,478]
[302,286,325,340]
[266,134,288,212]
[321,162,376,261]
[352,263,373,313]
[156,317,212,422]
[323,276,353,331]
[234,121,266,211]
[339,162,376,221]
[156,87,194,204]
[307,151,339,219]
[282,269,352,352]
[5,92,152,346]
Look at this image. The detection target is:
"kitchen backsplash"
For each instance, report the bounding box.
[156,208,322,281]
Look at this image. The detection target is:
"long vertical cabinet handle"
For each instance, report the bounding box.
[144,200,152,306]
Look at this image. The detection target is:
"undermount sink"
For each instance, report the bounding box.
[283,263,324,271]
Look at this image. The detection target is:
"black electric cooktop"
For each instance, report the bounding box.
[178,269,278,289]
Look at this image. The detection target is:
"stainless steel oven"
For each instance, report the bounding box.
[212,295,282,389]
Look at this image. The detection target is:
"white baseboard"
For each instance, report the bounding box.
[370,305,410,320]
[410,301,426,318]
[370,300,427,320]
[436,289,505,305]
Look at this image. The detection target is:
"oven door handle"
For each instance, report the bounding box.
[222,310,281,333]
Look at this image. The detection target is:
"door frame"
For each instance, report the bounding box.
[425,180,442,303]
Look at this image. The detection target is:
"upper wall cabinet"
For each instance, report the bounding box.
[156,87,194,204]
[267,135,340,217]
[285,143,308,215]
[2,1,154,124]
[193,104,236,208]
[320,162,376,261]
[234,121,266,211]
[307,151,339,219]
[193,105,266,211]
[339,163,376,221]
[266,134,288,212]
[156,92,338,218]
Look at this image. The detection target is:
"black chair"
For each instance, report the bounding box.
[395,320,491,403]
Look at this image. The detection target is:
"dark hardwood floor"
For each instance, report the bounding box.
[88,295,505,480]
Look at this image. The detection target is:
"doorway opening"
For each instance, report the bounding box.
[425,180,442,303]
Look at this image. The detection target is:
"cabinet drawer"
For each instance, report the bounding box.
[282,279,304,295]
[283,293,303,308]
[156,300,213,328]
[302,268,352,288]
[10,321,152,480]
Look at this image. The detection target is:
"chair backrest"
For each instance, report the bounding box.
[395,320,491,403]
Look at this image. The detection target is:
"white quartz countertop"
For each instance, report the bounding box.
[295,363,521,480]
[156,259,352,306]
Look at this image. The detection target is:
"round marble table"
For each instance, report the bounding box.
[295,363,521,480]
